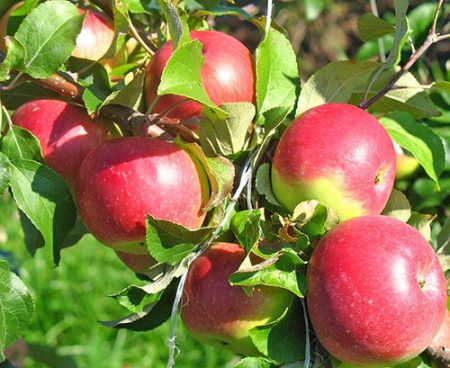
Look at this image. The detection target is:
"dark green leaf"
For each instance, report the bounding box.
[230,209,263,253]
[380,112,445,187]
[229,248,306,298]
[156,0,184,49]
[200,102,255,157]
[0,82,59,110]
[297,61,380,115]
[249,301,305,363]
[381,189,411,222]
[146,215,213,265]
[122,0,147,14]
[158,40,226,118]
[101,279,177,331]
[256,28,298,126]
[14,0,84,78]
[357,13,395,42]
[0,125,43,162]
[8,160,76,264]
[0,260,34,361]
[26,343,77,368]
[19,210,44,256]
[430,81,450,94]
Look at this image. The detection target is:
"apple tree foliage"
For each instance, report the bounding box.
[0,0,449,367]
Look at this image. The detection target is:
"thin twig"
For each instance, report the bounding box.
[0,72,24,91]
[128,16,155,56]
[266,0,273,34]
[301,298,311,368]
[360,0,448,110]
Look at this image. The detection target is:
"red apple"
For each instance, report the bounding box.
[307,215,447,366]
[72,9,114,61]
[181,242,292,356]
[76,137,208,254]
[116,251,156,274]
[427,310,450,363]
[271,103,396,220]
[145,30,255,120]
[12,99,108,187]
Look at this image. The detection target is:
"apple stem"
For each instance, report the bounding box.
[301,298,311,368]
[360,0,448,111]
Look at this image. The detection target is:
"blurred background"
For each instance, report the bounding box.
[0,0,449,367]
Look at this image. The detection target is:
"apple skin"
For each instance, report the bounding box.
[307,215,447,367]
[72,9,114,61]
[115,251,156,274]
[145,30,255,120]
[76,137,208,254]
[271,103,396,221]
[427,310,450,364]
[12,99,109,187]
[181,242,293,356]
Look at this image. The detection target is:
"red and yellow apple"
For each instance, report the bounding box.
[145,30,255,120]
[271,103,396,220]
[181,242,292,356]
[72,9,115,61]
[307,215,447,366]
[12,99,108,187]
[76,137,209,254]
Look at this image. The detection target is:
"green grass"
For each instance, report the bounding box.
[0,193,236,368]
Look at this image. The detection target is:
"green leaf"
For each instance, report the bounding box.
[77,63,111,115]
[101,279,177,331]
[437,217,450,252]
[229,248,306,298]
[102,70,145,111]
[146,215,214,265]
[230,209,263,253]
[193,5,252,20]
[200,102,255,157]
[357,13,395,42]
[175,139,235,211]
[0,125,44,162]
[430,81,450,94]
[157,0,184,49]
[291,200,339,239]
[381,189,411,222]
[8,159,76,264]
[385,0,410,68]
[256,28,298,127]
[234,357,274,368]
[304,0,325,22]
[407,212,435,242]
[255,163,282,207]
[14,0,84,78]
[296,61,380,115]
[111,262,186,313]
[0,38,25,82]
[19,210,44,256]
[0,82,59,110]
[379,112,445,187]
[353,70,441,119]
[0,260,34,361]
[249,301,305,363]
[0,152,10,195]
[158,40,226,118]
[107,1,129,59]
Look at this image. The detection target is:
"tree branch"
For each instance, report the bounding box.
[360,0,447,110]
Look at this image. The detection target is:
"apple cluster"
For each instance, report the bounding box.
[4,5,449,367]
